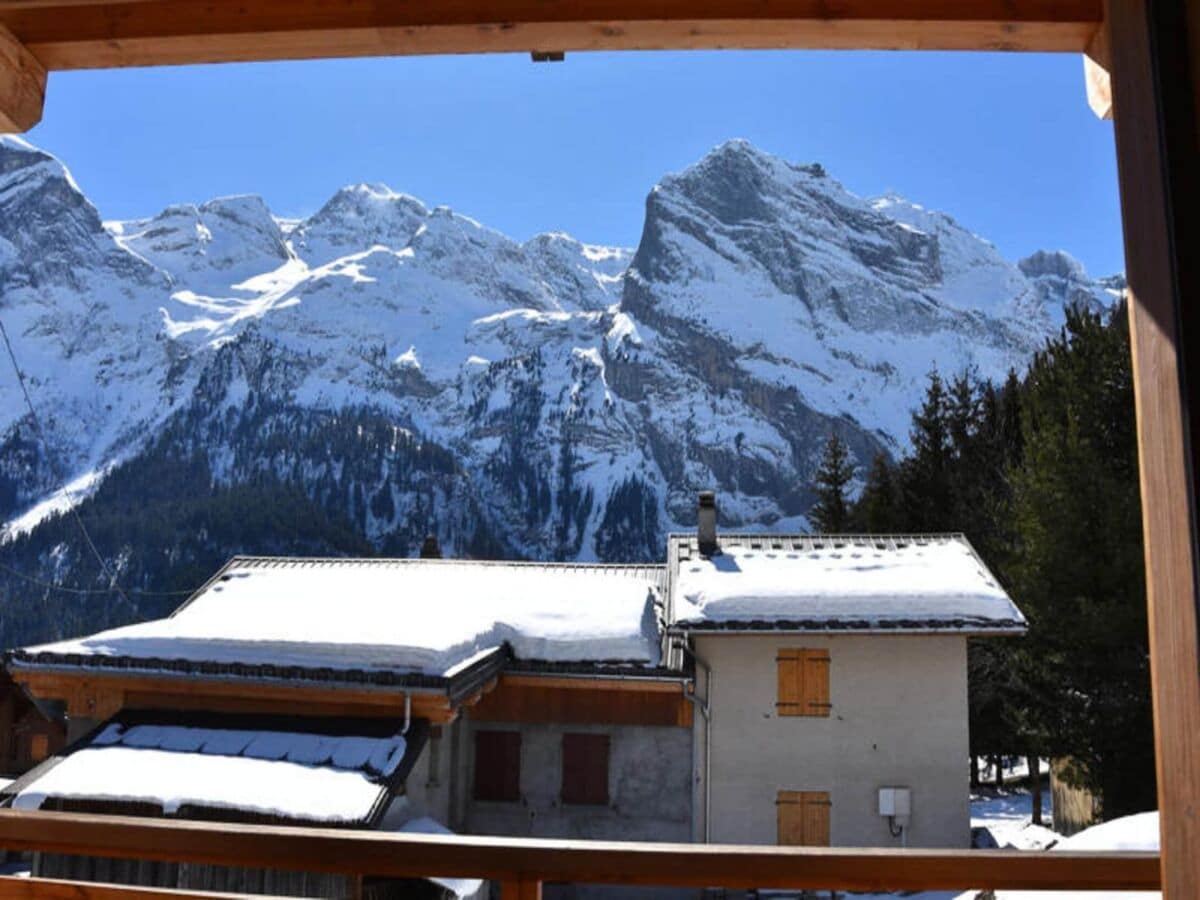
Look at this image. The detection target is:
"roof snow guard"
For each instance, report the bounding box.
[667,533,1026,635]
[2,711,427,827]
[9,556,666,691]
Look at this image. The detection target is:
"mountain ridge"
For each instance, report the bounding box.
[0,136,1121,646]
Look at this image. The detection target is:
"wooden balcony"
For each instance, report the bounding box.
[0,808,1161,898]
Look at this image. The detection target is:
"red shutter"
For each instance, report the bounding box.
[473,730,521,802]
[561,733,610,805]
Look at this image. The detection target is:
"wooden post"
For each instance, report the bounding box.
[1028,755,1043,826]
[1104,0,1200,896]
[501,878,543,899]
[0,24,44,132]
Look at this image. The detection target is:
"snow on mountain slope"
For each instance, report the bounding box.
[0,136,1120,561]
[623,140,1115,449]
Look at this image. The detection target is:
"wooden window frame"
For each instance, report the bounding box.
[0,2,1195,894]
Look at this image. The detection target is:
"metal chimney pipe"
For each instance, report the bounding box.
[697,491,718,556]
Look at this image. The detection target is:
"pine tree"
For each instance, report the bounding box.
[1008,303,1154,818]
[901,369,953,530]
[854,453,900,532]
[809,430,855,533]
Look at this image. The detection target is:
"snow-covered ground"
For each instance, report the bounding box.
[956,811,1160,900]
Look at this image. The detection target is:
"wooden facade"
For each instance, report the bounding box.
[0,671,64,777]
[470,675,693,728]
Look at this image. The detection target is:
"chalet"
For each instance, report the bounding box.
[2,495,1025,897]
[0,669,64,778]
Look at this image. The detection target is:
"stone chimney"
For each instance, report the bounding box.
[419,534,442,559]
[697,491,718,556]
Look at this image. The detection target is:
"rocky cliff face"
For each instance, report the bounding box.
[0,135,1120,643]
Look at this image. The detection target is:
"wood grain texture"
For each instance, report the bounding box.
[0,0,1102,70]
[13,670,457,723]
[469,681,692,727]
[500,879,543,900]
[0,22,43,131]
[0,876,257,899]
[0,810,1161,892]
[1105,0,1200,896]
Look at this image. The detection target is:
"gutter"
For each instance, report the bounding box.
[680,641,713,844]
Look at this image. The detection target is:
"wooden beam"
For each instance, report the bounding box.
[498,674,687,693]
[0,810,1162,892]
[501,879,543,900]
[0,0,1103,71]
[0,876,259,899]
[0,23,44,132]
[1084,23,1112,119]
[12,669,458,723]
[1105,0,1200,896]
[470,680,693,727]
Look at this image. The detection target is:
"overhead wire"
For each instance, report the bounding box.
[0,314,148,609]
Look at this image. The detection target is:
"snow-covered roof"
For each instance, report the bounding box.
[8,716,418,825]
[668,534,1025,634]
[393,816,485,898]
[14,557,665,681]
[957,811,1160,900]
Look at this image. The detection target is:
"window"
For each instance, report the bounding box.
[473,730,521,802]
[777,790,831,846]
[561,733,609,805]
[777,648,831,717]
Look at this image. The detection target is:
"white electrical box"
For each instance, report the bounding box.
[878,787,912,818]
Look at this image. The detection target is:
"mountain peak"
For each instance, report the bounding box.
[289,181,431,266]
[1018,248,1088,281]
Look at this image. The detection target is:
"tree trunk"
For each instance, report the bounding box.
[970,755,981,789]
[1029,754,1043,825]
[992,755,1004,789]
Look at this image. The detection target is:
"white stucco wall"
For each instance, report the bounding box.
[692,633,970,849]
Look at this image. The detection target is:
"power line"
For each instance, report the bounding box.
[0,314,135,610]
[0,561,196,597]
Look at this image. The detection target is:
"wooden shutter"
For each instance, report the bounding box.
[777,648,831,717]
[777,790,831,846]
[473,730,521,802]
[561,733,610,805]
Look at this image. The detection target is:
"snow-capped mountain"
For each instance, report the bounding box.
[0,136,1120,600]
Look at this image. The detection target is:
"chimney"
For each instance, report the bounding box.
[697,491,718,556]
[419,534,442,559]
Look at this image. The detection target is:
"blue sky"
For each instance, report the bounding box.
[28,50,1124,276]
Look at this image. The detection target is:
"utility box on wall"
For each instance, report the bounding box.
[878,787,911,820]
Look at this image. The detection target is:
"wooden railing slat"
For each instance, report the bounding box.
[0,810,1160,892]
[0,875,265,899]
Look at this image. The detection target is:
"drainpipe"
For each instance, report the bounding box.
[680,640,713,843]
[401,693,412,735]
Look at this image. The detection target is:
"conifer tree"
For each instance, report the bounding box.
[809,430,855,533]
[901,369,953,530]
[854,453,900,532]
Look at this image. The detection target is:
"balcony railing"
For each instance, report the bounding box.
[0,809,1161,899]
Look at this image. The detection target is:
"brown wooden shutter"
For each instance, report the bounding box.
[561,733,610,805]
[777,790,831,846]
[777,648,831,717]
[473,730,521,802]
[802,650,831,716]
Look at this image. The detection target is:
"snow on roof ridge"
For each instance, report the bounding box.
[224,554,665,572]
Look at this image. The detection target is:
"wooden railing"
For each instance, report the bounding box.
[0,809,1161,898]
